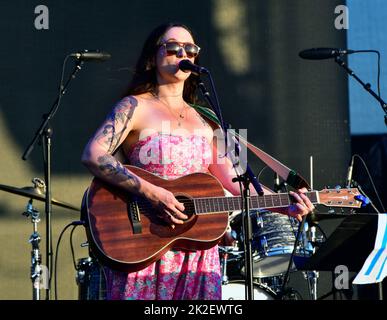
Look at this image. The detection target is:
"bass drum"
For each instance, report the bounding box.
[222,280,277,300]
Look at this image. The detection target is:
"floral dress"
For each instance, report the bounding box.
[104,132,222,300]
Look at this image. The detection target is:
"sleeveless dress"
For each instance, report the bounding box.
[104,132,222,300]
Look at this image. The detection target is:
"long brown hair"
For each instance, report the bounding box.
[125,22,201,104]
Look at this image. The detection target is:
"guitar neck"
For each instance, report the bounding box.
[193,191,319,214]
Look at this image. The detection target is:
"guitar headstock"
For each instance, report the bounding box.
[318,188,362,208]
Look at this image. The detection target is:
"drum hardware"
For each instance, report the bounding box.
[219,245,244,285]
[302,223,319,300]
[220,247,230,285]
[76,256,106,300]
[2,175,81,301]
[23,199,45,300]
[259,236,268,256]
[76,257,93,299]
[80,241,89,248]
[256,275,285,294]
[219,232,277,300]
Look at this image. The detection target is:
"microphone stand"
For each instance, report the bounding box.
[21,59,84,300]
[198,77,264,301]
[334,56,387,126]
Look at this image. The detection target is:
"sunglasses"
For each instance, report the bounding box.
[161,41,201,58]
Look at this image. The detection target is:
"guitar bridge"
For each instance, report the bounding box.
[128,199,142,234]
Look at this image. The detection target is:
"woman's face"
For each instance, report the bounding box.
[156,26,199,83]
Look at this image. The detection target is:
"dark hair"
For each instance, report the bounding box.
[125,22,201,104]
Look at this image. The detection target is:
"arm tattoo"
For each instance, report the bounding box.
[95,96,138,153]
[95,125,128,153]
[97,155,140,186]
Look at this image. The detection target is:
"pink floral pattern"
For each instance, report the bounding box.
[127,133,213,179]
[104,133,221,300]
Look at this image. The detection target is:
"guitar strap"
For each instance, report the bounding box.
[190,104,310,190]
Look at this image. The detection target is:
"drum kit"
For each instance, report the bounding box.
[219,209,322,300]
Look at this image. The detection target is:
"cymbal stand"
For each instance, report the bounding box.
[23,199,45,300]
[303,224,319,300]
[220,247,230,285]
[219,245,244,285]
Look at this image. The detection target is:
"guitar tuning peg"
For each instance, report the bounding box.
[354,194,370,207]
[335,185,341,190]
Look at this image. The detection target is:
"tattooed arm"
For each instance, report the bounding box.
[82,96,150,197]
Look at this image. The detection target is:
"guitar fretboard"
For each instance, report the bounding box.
[193,191,318,214]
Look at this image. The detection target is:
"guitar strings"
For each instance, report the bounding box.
[134,191,325,216]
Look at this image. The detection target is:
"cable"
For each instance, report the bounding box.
[280,215,306,298]
[257,165,268,181]
[353,50,382,100]
[52,54,72,119]
[357,184,381,214]
[54,220,84,300]
[70,225,78,270]
[353,154,385,212]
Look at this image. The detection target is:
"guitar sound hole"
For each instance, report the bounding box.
[175,195,195,219]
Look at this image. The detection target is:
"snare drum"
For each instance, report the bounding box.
[222,280,277,300]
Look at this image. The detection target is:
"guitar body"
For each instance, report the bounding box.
[83,165,229,273]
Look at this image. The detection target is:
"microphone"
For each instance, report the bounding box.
[70,50,111,62]
[345,155,355,188]
[299,48,356,60]
[178,59,209,76]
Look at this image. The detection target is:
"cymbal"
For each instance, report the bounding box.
[0,183,80,212]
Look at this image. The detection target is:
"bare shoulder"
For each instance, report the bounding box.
[191,105,220,132]
[108,94,151,127]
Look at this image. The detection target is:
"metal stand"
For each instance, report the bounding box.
[197,77,264,300]
[303,225,319,300]
[23,199,44,300]
[334,55,387,126]
[22,60,84,299]
[232,174,255,300]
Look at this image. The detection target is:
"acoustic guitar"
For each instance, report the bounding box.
[82,165,362,272]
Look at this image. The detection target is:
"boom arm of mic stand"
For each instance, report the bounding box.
[334,56,387,126]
